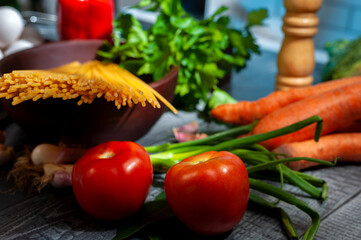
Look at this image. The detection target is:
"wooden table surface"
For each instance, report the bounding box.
[1,50,361,240]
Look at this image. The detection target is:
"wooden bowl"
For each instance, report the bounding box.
[0,40,178,146]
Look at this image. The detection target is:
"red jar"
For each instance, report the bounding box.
[57,0,114,40]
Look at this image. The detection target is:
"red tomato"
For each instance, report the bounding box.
[72,141,153,221]
[164,151,249,235]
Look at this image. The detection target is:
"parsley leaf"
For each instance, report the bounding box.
[247,8,268,27]
[97,0,267,110]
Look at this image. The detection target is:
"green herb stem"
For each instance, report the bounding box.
[150,148,207,169]
[236,151,327,200]
[293,172,325,187]
[145,143,172,153]
[237,141,329,200]
[248,192,299,240]
[149,115,323,168]
[145,121,257,153]
[282,167,324,200]
[212,115,323,151]
[246,157,335,174]
[249,178,320,240]
[232,149,271,165]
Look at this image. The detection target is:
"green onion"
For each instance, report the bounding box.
[144,115,329,239]
[249,178,320,240]
[249,192,299,240]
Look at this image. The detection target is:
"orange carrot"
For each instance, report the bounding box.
[334,119,361,133]
[211,76,361,125]
[252,80,361,149]
[273,133,361,171]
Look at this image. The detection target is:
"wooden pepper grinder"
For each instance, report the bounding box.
[276,0,323,90]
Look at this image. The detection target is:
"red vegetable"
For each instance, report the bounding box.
[164,151,249,235]
[57,0,114,40]
[72,141,153,221]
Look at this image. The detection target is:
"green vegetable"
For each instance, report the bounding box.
[249,178,321,240]
[113,115,331,239]
[208,87,237,107]
[149,115,324,167]
[322,37,361,81]
[97,0,267,110]
[113,194,173,240]
[248,192,299,240]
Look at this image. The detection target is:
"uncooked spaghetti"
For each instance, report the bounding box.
[0,60,177,114]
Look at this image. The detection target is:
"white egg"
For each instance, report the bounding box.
[0,7,25,48]
[4,39,34,56]
[0,49,3,60]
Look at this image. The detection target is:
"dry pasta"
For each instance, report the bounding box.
[0,60,178,114]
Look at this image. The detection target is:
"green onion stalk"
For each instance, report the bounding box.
[144,115,334,240]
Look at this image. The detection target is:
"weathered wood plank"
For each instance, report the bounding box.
[316,192,361,239]
[2,114,361,240]
[0,187,117,239]
[2,165,360,240]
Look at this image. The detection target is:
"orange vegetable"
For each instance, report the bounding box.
[211,76,361,125]
[273,133,361,171]
[334,119,361,133]
[252,80,361,149]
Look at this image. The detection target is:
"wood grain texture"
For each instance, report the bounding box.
[316,193,361,239]
[276,0,323,89]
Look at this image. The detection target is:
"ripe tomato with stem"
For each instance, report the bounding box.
[72,141,153,221]
[164,151,249,235]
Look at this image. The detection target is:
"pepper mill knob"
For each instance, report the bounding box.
[275,0,323,90]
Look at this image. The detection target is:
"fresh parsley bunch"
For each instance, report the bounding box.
[97,0,267,110]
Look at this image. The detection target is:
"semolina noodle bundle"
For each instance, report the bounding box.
[0,60,177,114]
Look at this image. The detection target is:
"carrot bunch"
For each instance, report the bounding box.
[211,76,361,170]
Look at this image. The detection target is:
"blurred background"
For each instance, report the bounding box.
[1,0,361,64]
